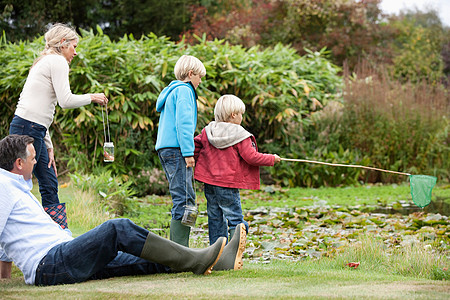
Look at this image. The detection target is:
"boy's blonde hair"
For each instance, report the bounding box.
[214,95,246,122]
[174,55,206,81]
[34,23,79,66]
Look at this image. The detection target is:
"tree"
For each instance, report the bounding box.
[0,0,196,41]
[185,0,394,69]
[388,8,448,83]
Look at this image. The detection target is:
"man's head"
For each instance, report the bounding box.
[0,135,36,180]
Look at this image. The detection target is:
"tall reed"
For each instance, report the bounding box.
[328,235,449,280]
[339,62,449,182]
[66,189,112,232]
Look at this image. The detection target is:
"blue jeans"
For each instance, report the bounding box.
[157,148,195,220]
[204,183,249,245]
[34,219,170,286]
[9,115,59,206]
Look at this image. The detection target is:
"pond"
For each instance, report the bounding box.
[360,198,450,216]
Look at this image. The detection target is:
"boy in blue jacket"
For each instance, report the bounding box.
[155,55,206,247]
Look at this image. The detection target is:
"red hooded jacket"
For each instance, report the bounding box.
[194,122,275,190]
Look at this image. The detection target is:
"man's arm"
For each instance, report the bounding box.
[0,261,12,279]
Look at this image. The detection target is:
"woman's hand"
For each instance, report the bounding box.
[47,148,58,177]
[90,93,109,106]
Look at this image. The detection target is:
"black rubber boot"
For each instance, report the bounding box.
[213,223,247,271]
[170,219,190,247]
[140,232,226,275]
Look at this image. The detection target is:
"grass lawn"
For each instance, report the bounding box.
[2,261,449,299]
[1,181,449,299]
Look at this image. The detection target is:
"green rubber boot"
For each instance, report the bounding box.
[140,232,226,275]
[213,223,247,271]
[229,228,236,242]
[170,219,190,247]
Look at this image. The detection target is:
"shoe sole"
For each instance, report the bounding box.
[203,237,226,275]
[233,223,247,270]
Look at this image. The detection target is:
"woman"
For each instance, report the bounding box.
[9,23,108,227]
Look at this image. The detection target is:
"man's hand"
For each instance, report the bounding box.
[47,148,58,177]
[184,156,195,168]
[0,261,12,279]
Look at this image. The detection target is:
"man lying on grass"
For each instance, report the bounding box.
[0,134,246,286]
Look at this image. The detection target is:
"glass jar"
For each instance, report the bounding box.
[103,142,114,162]
[181,205,198,227]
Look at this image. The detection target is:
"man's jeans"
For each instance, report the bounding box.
[157,148,195,220]
[10,115,59,206]
[204,183,249,245]
[34,219,170,285]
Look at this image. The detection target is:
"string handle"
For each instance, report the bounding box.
[185,166,196,207]
[101,103,111,143]
[280,158,411,176]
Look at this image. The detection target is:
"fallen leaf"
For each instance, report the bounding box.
[346,262,360,269]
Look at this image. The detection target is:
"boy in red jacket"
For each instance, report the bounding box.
[194,95,281,251]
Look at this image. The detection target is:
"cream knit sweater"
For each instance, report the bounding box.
[15,54,91,148]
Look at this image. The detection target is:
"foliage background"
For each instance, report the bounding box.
[0,0,196,42]
[0,29,345,187]
[0,0,449,193]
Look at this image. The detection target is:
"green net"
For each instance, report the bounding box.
[409,175,437,208]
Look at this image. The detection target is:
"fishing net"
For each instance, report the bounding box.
[280,158,438,208]
[409,175,437,208]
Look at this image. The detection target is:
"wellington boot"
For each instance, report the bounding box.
[43,203,68,230]
[170,219,190,247]
[140,232,226,275]
[229,228,236,242]
[213,223,247,271]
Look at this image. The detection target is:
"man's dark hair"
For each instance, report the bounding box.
[0,135,34,171]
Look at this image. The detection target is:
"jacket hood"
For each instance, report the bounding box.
[204,121,253,149]
[156,81,195,112]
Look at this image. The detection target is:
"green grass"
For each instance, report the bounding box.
[2,180,449,298]
[2,261,449,299]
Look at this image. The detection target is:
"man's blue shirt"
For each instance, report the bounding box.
[0,168,72,284]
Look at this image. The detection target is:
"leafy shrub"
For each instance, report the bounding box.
[0,28,342,190]
[69,171,136,215]
[133,167,169,197]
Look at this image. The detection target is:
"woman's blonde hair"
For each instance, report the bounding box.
[174,55,206,81]
[214,95,246,122]
[33,23,79,65]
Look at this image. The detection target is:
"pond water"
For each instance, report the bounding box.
[361,198,450,216]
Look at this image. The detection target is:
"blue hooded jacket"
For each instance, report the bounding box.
[155,80,198,157]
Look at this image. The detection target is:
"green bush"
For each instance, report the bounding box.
[133,167,169,197]
[0,28,342,189]
[2,28,446,190]
[69,171,136,215]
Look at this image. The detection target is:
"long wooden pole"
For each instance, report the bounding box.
[280,158,411,176]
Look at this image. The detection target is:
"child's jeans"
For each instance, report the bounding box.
[157,148,195,220]
[204,183,249,245]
